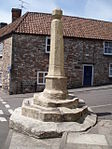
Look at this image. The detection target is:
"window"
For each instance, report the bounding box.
[104,41,112,55]
[109,63,112,77]
[0,42,3,56]
[45,37,50,53]
[37,71,48,85]
[0,72,2,86]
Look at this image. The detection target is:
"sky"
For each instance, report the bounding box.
[0,0,112,24]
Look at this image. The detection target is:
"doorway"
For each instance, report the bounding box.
[83,65,93,86]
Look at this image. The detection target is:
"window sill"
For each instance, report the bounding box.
[104,53,112,56]
[109,76,112,78]
[45,51,50,54]
[37,83,45,85]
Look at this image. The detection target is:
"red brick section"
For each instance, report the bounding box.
[0,12,112,40]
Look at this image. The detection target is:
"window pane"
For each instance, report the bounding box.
[37,72,48,84]
[39,73,43,78]
[47,39,50,45]
[109,64,112,76]
[47,46,50,52]
[110,70,112,75]
[108,48,112,53]
[105,42,112,54]
[109,42,112,47]
[105,42,108,47]
[105,48,108,53]
[39,78,43,83]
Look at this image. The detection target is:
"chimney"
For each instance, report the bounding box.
[11,8,22,22]
[0,22,7,29]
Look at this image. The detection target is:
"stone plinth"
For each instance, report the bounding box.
[9,8,97,138]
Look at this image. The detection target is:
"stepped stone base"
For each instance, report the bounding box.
[9,106,97,139]
[9,93,97,138]
[21,97,88,122]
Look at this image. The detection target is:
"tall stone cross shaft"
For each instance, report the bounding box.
[44,9,67,100]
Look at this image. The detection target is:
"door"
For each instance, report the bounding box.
[83,65,93,86]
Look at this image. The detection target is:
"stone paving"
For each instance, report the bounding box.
[3,119,112,149]
[60,119,112,149]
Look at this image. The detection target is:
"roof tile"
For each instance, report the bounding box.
[0,12,112,40]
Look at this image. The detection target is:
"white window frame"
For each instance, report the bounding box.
[37,71,48,85]
[0,72,2,86]
[103,41,112,55]
[109,63,112,77]
[45,36,50,53]
[0,42,3,57]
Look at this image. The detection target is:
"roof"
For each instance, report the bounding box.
[0,11,112,40]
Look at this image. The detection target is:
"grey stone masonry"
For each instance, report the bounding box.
[2,37,12,91]
[8,34,112,94]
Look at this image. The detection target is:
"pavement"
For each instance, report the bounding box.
[3,119,112,149]
[60,120,112,149]
[0,85,112,149]
[69,84,112,93]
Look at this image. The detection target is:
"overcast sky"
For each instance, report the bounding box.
[0,0,112,23]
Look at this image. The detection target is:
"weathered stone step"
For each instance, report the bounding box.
[33,93,79,108]
[9,107,97,139]
[22,100,88,122]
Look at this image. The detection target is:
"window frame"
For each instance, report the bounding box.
[37,71,48,85]
[109,63,112,77]
[0,42,3,57]
[45,36,50,53]
[103,41,112,55]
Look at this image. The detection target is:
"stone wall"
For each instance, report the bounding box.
[8,34,112,94]
[64,38,112,88]
[0,41,3,86]
[2,37,12,91]
[0,58,3,86]
[10,34,49,94]
[0,55,3,72]
[0,58,3,72]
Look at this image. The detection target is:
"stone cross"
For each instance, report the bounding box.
[43,9,68,100]
[10,8,97,139]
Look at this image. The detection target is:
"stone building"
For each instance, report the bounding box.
[0,22,7,86]
[0,8,112,94]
